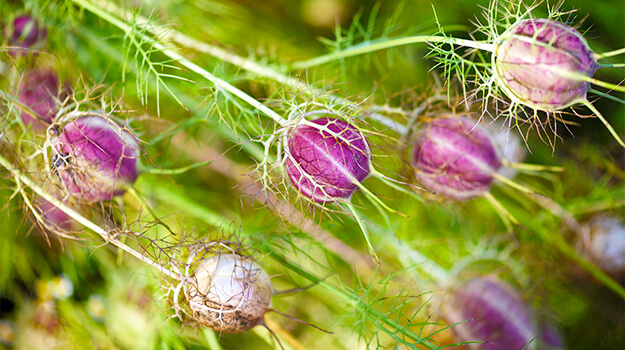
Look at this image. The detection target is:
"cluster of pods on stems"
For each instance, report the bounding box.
[0,0,624,348]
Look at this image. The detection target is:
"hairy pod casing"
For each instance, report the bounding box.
[446,277,538,350]
[579,216,625,278]
[49,116,140,203]
[19,70,60,130]
[411,117,502,200]
[186,254,273,334]
[494,18,598,111]
[7,15,47,50]
[285,117,372,203]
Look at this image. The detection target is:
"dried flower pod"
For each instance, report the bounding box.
[494,19,598,111]
[579,216,625,278]
[18,70,60,130]
[285,117,372,203]
[7,15,47,51]
[446,277,538,350]
[186,254,272,334]
[47,115,140,203]
[411,116,502,200]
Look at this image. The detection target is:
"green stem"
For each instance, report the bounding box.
[594,47,625,59]
[0,153,185,282]
[292,36,494,69]
[581,100,625,148]
[265,250,440,350]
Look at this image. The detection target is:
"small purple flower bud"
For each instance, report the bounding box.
[579,215,625,278]
[494,19,598,111]
[7,15,47,51]
[285,117,372,203]
[446,277,538,350]
[411,116,502,200]
[18,70,60,130]
[48,115,140,203]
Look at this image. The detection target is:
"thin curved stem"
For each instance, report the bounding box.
[292,36,494,69]
[581,100,625,148]
[594,47,625,59]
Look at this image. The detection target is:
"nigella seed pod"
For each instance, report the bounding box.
[18,70,60,130]
[411,116,502,200]
[494,18,598,111]
[47,115,140,203]
[186,254,273,334]
[285,117,372,203]
[7,15,47,51]
[446,277,537,350]
[578,215,625,278]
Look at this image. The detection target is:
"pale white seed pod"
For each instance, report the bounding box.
[185,253,273,334]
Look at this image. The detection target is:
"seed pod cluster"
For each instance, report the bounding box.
[47,115,140,203]
[285,117,371,203]
[185,253,273,334]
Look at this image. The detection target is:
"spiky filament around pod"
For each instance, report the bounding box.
[284,117,372,203]
[185,253,273,334]
[411,116,502,201]
[46,113,141,203]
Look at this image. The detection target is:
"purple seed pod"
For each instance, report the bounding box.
[186,253,273,334]
[284,117,372,203]
[494,18,598,111]
[48,115,140,203]
[18,70,60,130]
[446,277,538,350]
[579,215,625,278]
[411,116,502,200]
[7,15,47,51]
